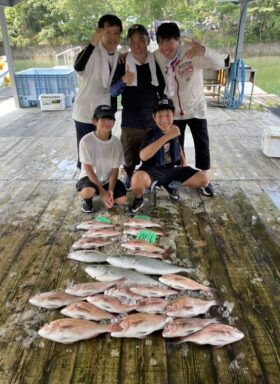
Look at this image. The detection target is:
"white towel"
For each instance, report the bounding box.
[165,44,182,97]
[125,51,159,87]
[99,42,119,91]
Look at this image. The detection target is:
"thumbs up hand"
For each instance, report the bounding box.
[122,65,135,85]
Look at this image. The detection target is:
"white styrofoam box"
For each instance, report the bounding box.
[39,94,65,111]
[261,126,280,158]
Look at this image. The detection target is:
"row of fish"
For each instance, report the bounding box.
[32,217,244,347]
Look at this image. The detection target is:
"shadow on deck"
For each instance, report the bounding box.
[0,95,279,384]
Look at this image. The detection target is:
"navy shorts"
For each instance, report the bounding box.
[76,177,127,199]
[138,165,198,187]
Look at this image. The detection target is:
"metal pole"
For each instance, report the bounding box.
[234,0,249,61]
[0,6,20,107]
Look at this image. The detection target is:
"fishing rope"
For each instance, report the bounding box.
[223,58,245,109]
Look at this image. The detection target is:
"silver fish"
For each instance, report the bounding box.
[29,291,82,309]
[61,301,114,321]
[72,238,113,250]
[77,221,115,230]
[87,294,137,313]
[159,274,217,293]
[106,255,193,275]
[166,297,221,317]
[65,279,126,297]
[135,298,169,314]
[111,313,171,338]
[162,317,221,338]
[121,239,167,254]
[129,285,178,298]
[67,250,108,263]
[124,218,162,228]
[174,324,244,347]
[38,318,121,344]
[85,265,158,284]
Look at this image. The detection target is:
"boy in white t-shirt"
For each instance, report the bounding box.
[76,105,127,213]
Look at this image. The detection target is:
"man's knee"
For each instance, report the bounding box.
[199,171,210,187]
[79,187,96,199]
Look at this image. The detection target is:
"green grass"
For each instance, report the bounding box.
[245,56,280,97]
[14,59,53,72]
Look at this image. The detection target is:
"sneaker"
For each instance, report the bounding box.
[164,186,181,201]
[124,175,131,191]
[199,182,214,197]
[146,180,158,193]
[129,197,144,213]
[82,199,93,213]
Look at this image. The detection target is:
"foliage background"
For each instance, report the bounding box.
[1,0,280,50]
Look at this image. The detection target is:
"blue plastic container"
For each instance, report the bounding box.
[15,68,77,108]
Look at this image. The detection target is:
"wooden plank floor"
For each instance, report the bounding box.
[0,98,279,384]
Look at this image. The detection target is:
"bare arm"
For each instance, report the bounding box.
[140,125,180,161]
[180,146,187,166]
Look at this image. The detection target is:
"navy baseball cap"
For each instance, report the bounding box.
[93,105,115,120]
[153,98,175,113]
[127,24,149,39]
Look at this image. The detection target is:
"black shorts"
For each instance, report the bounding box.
[76,177,127,199]
[138,165,198,187]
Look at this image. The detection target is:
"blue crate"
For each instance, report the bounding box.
[15,68,77,108]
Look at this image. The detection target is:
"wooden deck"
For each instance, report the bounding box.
[0,95,279,384]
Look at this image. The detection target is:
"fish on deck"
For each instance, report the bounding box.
[111,313,171,338]
[123,227,166,237]
[67,249,108,263]
[121,239,167,254]
[173,323,244,347]
[82,228,122,239]
[135,298,169,314]
[85,265,158,284]
[38,318,121,344]
[87,294,137,313]
[124,218,162,228]
[72,238,113,250]
[166,297,222,317]
[65,279,126,297]
[162,317,221,338]
[29,291,83,309]
[106,255,194,275]
[129,285,178,298]
[76,221,115,230]
[61,301,115,321]
[159,274,217,293]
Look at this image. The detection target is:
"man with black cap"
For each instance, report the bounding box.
[76,105,127,213]
[111,24,165,190]
[129,98,210,213]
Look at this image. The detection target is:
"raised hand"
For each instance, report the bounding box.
[122,65,135,85]
[184,38,205,59]
[91,28,103,47]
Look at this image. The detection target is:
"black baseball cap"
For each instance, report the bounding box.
[93,105,115,120]
[153,98,175,113]
[127,24,149,39]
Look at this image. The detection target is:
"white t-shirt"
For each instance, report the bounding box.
[79,132,124,184]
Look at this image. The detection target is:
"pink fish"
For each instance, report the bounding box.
[123,227,166,237]
[129,285,178,298]
[162,317,221,338]
[77,221,115,230]
[105,286,143,302]
[61,301,114,321]
[72,238,113,250]
[29,291,83,309]
[159,274,217,293]
[166,297,222,317]
[82,228,122,239]
[124,218,162,228]
[111,313,171,338]
[121,239,167,254]
[38,318,121,344]
[87,294,137,313]
[174,323,244,347]
[136,298,169,314]
[65,279,126,297]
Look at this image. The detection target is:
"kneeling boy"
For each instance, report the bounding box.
[130,98,209,213]
[76,105,127,213]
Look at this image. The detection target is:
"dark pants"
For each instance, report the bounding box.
[174,118,210,170]
[74,120,95,169]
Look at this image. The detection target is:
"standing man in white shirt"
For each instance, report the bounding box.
[73,14,123,169]
[76,105,127,213]
[154,22,224,196]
